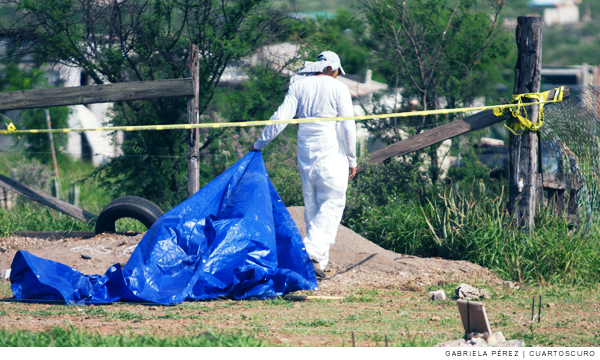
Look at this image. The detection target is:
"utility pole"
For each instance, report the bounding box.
[508,16,543,230]
[187,44,200,198]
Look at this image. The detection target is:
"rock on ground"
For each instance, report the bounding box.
[455,283,491,300]
[434,332,523,348]
[428,289,446,301]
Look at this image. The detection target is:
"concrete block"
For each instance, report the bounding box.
[456,283,491,300]
[428,289,446,301]
[1,269,10,281]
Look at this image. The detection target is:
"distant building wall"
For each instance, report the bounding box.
[543,2,579,25]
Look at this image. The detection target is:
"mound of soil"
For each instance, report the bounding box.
[287,207,501,295]
[0,207,501,296]
[0,233,144,276]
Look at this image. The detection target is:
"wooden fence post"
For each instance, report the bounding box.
[187,44,200,198]
[509,16,543,230]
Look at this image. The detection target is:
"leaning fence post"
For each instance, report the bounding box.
[508,16,543,231]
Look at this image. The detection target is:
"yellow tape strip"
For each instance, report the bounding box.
[494,86,563,135]
[0,87,564,135]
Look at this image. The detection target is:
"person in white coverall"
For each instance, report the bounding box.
[251,51,357,279]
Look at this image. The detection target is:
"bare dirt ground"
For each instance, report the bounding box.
[0,208,598,346]
[0,206,501,293]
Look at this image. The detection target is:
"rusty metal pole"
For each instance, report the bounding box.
[45,109,59,179]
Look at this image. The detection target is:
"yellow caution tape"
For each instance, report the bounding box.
[5,122,19,138]
[493,86,563,135]
[0,87,565,135]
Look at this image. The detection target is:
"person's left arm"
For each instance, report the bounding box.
[337,87,357,179]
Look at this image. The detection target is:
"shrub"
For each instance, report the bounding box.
[346,183,600,286]
[8,156,52,192]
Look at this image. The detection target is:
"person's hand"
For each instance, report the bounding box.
[349,167,357,180]
[250,145,261,152]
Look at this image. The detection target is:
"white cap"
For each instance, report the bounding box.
[317,51,345,75]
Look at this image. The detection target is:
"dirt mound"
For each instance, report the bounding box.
[0,234,143,276]
[0,207,501,296]
[287,206,501,295]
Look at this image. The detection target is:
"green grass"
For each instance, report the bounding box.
[1,284,598,346]
[0,204,95,236]
[0,326,266,347]
[0,205,149,235]
[0,153,113,214]
[0,153,151,235]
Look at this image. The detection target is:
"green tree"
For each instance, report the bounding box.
[0,49,70,164]
[360,0,513,185]
[0,0,287,207]
[291,8,371,77]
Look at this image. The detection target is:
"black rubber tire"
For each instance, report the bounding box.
[95,196,164,235]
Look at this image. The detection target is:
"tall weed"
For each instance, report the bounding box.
[347,184,600,286]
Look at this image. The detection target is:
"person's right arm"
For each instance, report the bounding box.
[252,85,298,151]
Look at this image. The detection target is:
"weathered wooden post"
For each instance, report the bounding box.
[187,44,200,198]
[508,16,543,229]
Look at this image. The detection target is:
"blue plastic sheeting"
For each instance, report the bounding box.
[10,152,318,305]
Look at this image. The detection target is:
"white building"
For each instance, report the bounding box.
[530,0,581,26]
[0,59,122,166]
[58,65,123,166]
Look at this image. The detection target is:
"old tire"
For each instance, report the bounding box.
[95,196,164,235]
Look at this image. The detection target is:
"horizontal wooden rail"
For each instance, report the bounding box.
[359,87,569,173]
[0,174,96,223]
[536,173,583,190]
[0,78,194,111]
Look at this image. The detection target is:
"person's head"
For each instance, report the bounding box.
[317,51,345,78]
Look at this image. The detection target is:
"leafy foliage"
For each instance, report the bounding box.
[0,48,70,163]
[0,0,288,207]
[7,156,52,191]
[347,182,600,286]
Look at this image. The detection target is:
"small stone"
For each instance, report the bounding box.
[494,340,525,347]
[486,333,498,345]
[433,339,469,347]
[494,331,506,343]
[503,281,514,288]
[81,254,92,260]
[480,289,491,299]
[468,337,487,347]
[430,316,441,321]
[514,285,520,290]
[149,306,158,310]
[428,290,446,301]
[466,332,486,340]
[547,302,556,308]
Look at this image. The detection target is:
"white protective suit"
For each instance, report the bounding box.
[253,66,357,269]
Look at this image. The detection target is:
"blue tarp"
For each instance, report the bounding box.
[9,152,318,305]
